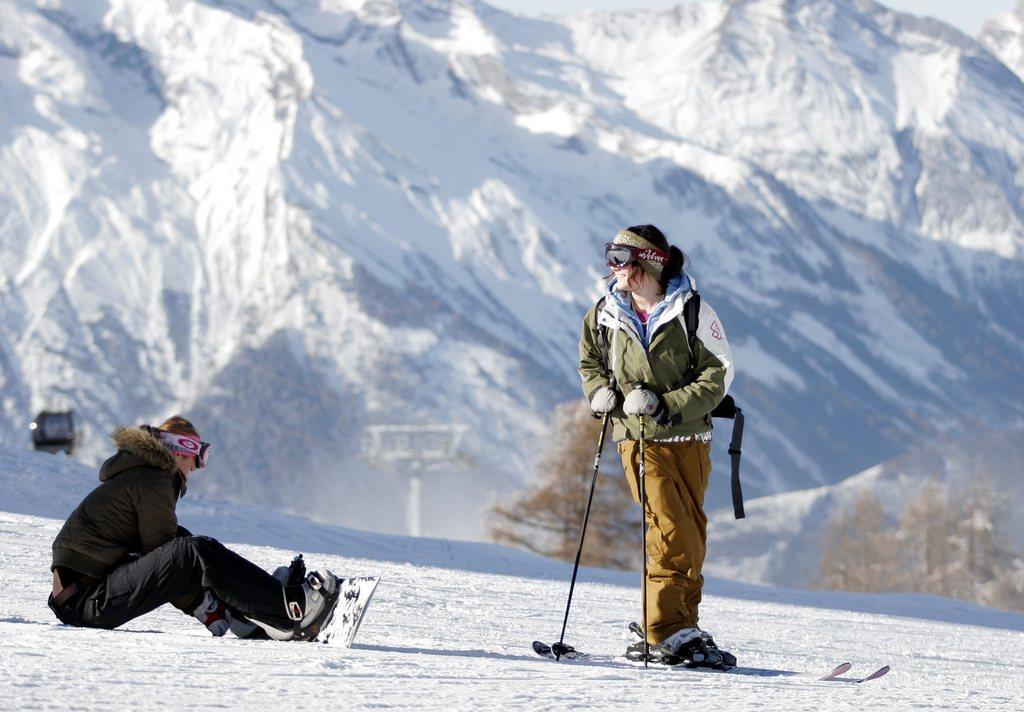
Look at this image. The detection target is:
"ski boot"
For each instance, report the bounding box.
[657,627,724,668]
[700,629,737,667]
[624,622,670,664]
[628,621,734,668]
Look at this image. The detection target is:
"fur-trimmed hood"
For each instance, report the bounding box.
[99,426,186,497]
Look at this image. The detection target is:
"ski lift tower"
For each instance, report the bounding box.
[363,424,467,538]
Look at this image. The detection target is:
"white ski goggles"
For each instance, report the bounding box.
[159,431,212,469]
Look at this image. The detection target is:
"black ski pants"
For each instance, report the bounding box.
[48,536,293,631]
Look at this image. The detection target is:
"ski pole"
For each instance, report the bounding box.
[552,412,610,660]
[639,412,649,667]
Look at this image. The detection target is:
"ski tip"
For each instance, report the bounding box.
[817,662,852,681]
[857,665,890,683]
[532,640,554,658]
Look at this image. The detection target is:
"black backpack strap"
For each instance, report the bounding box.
[728,404,745,519]
[593,296,616,389]
[709,395,744,519]
[682,292,701,381]
[594,296,608,360]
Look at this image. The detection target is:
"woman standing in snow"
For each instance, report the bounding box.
[578,225,735,667]
[48,415,337,641]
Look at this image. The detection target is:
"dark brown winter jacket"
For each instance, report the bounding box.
[51,426,187,578]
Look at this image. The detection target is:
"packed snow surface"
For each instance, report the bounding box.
[2,447,1023,710]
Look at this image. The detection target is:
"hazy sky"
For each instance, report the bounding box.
[487,1,1019,37]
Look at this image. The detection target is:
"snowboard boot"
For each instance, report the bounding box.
[286,569,340,641]
[700,629,737,668]
[221,554,307,640]
[272,554,307,588]
[192,591,231,637]
[228,613,268,640]
[252,561,340,642]
[655,627,724,668]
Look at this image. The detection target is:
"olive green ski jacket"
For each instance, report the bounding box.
[578,275,734,442]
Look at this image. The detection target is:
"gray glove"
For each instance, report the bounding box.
[623,385,669,424]
[588,385,619,415]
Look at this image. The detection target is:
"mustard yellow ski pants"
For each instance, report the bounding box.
[619,439,711,644]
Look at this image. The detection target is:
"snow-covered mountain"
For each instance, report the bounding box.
[3,444,1024,709]
[982,1,1024,78]
[2,0,1024,538]
[706,427,1024,589]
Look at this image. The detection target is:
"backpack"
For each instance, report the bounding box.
[682,293,745,519]
[595,292,746,519]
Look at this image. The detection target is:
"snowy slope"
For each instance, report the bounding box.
[2,0,1024,540]
[3,445,1024,710]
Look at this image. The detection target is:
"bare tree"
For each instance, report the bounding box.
[820,490,906,593]
[960,483,1000,583]
[958,481,1024,610]
[489,401,638,569]
[900,480,963,598]
[991,567,1024,612]
[820,477,1024,612]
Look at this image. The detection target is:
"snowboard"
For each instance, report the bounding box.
[317,576,380,647]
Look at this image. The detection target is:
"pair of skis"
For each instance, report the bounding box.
[532,640,890,683]
[771,660,890,684]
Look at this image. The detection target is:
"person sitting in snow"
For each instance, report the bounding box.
[48,415,337,640]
